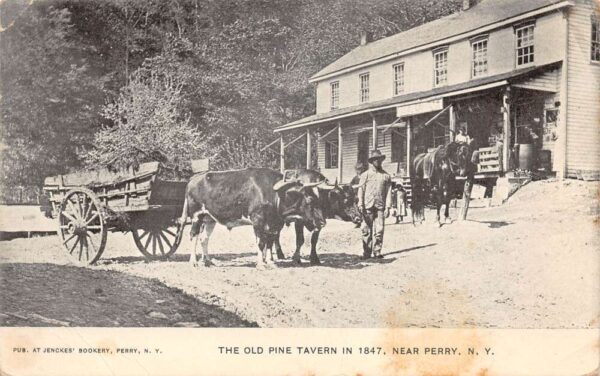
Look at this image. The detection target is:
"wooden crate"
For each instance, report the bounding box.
[477,147,501,173]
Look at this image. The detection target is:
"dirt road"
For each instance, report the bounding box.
[1,180,598,328]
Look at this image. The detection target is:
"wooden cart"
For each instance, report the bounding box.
[42,162,188,265]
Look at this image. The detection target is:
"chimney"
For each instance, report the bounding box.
[463,0,472,11]
[360,31,373,46]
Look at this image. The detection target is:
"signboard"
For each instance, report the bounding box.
[396,98,444,117]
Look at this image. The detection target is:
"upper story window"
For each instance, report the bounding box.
[433,48,448,86]
[359,73,370,103]
[471,38,488,77]
[393,63,405,95]
[516,24,535,66]
[592,17,600,62]
[330,81,339,110]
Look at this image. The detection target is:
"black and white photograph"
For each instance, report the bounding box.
[0,0,599,374]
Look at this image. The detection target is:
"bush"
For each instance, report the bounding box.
[82,68,206,176]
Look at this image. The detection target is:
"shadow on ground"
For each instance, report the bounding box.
[103,251,399,270]
[468,220,513,228]
[101,252,257,265]
[0,263,257,327]
[384,243,437,257]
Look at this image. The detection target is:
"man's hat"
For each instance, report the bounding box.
[368,149,386,163]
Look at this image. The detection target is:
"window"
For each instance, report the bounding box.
[330,81,339,110]
[433,49,448,86]
[393,63,405,95]
[359,73,369,103]
[325,140,338,168]
[516,24,535,66]
[377,133,386,147]
[592,17,600,62]
[471,38,488,77]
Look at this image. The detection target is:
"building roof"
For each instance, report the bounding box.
[310,0,568,81]
[276,61,561,132]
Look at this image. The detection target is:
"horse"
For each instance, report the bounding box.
[410,141,473,226]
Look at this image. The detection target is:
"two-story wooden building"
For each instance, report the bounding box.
[274,0,600,183]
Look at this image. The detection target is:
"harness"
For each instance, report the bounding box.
[448,158,460,175]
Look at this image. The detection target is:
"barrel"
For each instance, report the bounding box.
[517,143,534,170]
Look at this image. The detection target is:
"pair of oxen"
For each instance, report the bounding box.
[182,141,473,269]
[181,168,361,268]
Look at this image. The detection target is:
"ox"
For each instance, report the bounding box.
[182,168,325,268]
[273,169,361,265]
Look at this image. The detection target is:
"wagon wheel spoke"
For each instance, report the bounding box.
[62,233,77,246]
[86,233,97,257]
[144,232,153,252]
[151,234,157,255]
[67,199,82,221]
[158,231,172,250]
[80,195,87,222]
[138,230,149,241]
[86,212,99,225]
[76,193,85,219]
[163,229,176,238]
[69,236,80,255]
[78,235,84,261]
[87,225,102,230]
[155,232,165,255]
[80,235,89,262]
[60,210,78,224]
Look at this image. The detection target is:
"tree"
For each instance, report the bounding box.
[82,65,206,176]
[0,3,105,187]
[1,0,466,186]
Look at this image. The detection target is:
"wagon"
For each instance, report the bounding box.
[42,162,189,265]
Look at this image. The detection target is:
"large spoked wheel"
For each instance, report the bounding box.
[131,222,184,260]
[58,188,107,265]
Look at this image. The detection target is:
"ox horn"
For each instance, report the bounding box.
[273,178,300,192]
[317,180,336,190]
[301,180,324,189]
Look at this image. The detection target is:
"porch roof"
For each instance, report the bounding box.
[275,61,561,133]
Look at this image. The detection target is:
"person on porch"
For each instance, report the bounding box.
[455,126,472,144]
[357,150,392,260]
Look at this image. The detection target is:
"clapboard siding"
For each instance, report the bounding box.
[566,0,600,176]
[316,122,405,183]
[341,124,361,183]
[514,68,560,92]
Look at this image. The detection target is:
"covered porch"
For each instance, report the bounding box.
[272,61,563,186]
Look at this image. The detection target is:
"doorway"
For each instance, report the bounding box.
[358,131,370,167]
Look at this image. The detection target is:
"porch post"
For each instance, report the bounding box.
[306,129,312,169]
[372,116,377,149]
[337,123,343,183]
[556,10,569,179]
[406,118,411,177]
[502,87,511,173]
[280,134,285,173]
[449,105,456,140]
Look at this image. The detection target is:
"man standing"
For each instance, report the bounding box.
[357,150,392,259]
